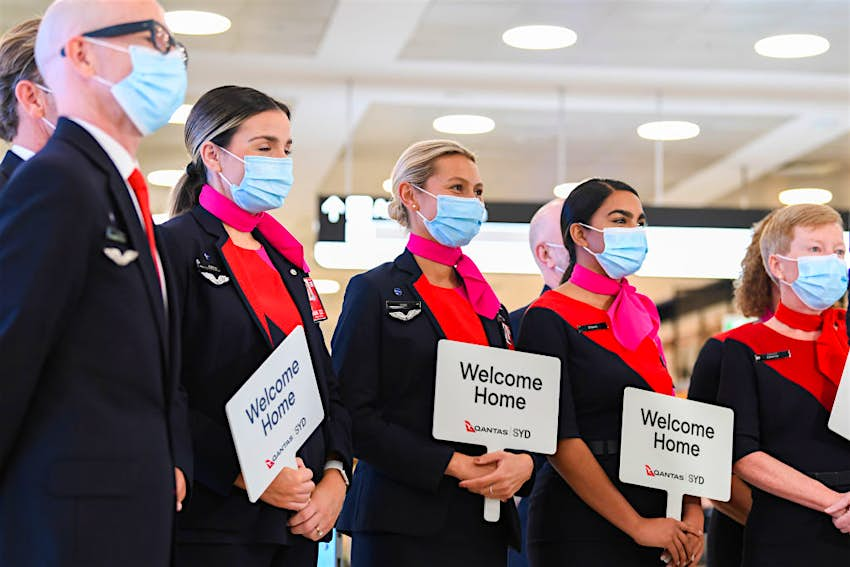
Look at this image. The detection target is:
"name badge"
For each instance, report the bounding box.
[196,257,230,286]
[303,277,327,322]
[578,322,608,334]
[754,350,791,363]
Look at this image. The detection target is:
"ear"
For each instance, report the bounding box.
[398,181,421,212]
[62,36,97,79]
[534,242,551,266]
[768,254,785,282]
[570,223,589,248]
[14,80,46,119]
[200,141,223,173]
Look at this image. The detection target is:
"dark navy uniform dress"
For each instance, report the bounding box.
[332,249,530,567]
[718,307,850,566]
[518,290,673,566]
[688,331,746,567]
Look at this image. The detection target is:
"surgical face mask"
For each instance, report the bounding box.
[413,185,487,248]
[580,223,648,279]
[218,145,294,214]
[544,241,568,274]
[776,254,848,311]
[87,38,187,136]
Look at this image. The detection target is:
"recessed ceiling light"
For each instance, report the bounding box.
[553,182,580,198]
[637,120,700,141]
[313,279,341,295]
[502,25,577,50]
[778,188,833,205]
[433,114,495,135]
[382,178,393,193]
[164,10,232,36]
[754,34,829,59]
[148,169,184,188]
[169,104,193,125]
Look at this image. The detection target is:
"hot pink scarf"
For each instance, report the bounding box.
[199,185,309,273]
[570,263,663,356]
[406,233,501,319]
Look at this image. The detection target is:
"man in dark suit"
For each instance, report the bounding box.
[508,197,567,567]
[0,1,191,565]
[0,17,57,189]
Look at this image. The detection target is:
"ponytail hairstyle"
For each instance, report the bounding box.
[559,178,640,282]
[169,85,291,217]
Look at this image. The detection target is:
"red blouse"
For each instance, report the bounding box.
[221,239,302,341]
[413,275,489,346]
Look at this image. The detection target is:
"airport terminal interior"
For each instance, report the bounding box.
[1,1,848,565]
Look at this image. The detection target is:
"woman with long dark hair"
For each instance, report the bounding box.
[518,179,704,566]
[157,85,352,566]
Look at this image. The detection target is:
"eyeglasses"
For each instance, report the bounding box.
[60,19,188,65]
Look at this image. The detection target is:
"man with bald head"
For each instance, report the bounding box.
[0,17,58,189]
[0,1,190,564]
[507,198,567,567]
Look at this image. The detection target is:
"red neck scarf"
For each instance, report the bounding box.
[774,302,846,386]
[569,263,664,359]
[199,185,309,273]
[406,233,501,319]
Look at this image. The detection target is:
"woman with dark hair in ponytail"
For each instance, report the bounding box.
[517,179,704,566]
[156,85,352,566]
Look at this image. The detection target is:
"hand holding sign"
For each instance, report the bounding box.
[619,387,733,520]
[433,340,560,521]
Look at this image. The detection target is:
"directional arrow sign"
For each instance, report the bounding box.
[320,195,346,223]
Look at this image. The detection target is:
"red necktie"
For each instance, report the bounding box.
[127,168,163,284]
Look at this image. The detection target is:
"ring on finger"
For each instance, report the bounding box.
[488,485,494,496]
[316,527,323,537]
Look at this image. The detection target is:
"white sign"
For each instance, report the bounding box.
[225,325,325,502]
[619,387,733,519]
[433,340,561,521]
[829,353,850,441]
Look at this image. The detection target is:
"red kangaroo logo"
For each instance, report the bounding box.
[464,420,475,433]
[265,459,275,469]
[644,464,655,477]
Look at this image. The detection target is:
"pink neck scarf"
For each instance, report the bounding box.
[199,185,309,273]
[570,263,663,356]
[406,233,501,319]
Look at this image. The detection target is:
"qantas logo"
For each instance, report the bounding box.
[644,464,684,480]
[265,459,275,469]
[463,419,508,436]
[465,420,476,433]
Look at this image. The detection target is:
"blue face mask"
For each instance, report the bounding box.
[88,38,187,136]
[776,254,848,311]
[580,223,648,279]
[413,185,487,247]
[218,146,294,214]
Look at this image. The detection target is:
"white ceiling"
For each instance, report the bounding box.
[2,0,849,309]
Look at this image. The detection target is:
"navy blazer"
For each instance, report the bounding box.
[332,249,531,550]
[157,205,352,546]
[0,118,192,566]
[0,149,23,190]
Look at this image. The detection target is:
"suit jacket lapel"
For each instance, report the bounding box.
[55,120,168,365]
[190,207,274,349]
[395,249,447,341]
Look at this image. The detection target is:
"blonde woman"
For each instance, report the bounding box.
[332,140,534,566]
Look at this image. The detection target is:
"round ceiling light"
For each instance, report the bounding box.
[637,120,700,141]
[502,25,577,50]
[382,178,393,193]
[754,34,829,59]
[313,279,341,295]
[778,188,833,205]
[432,114,495,135]
[147,169,184,188]
[553,182,580,198]
[164,10,232,36]
[169,104,193,125]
